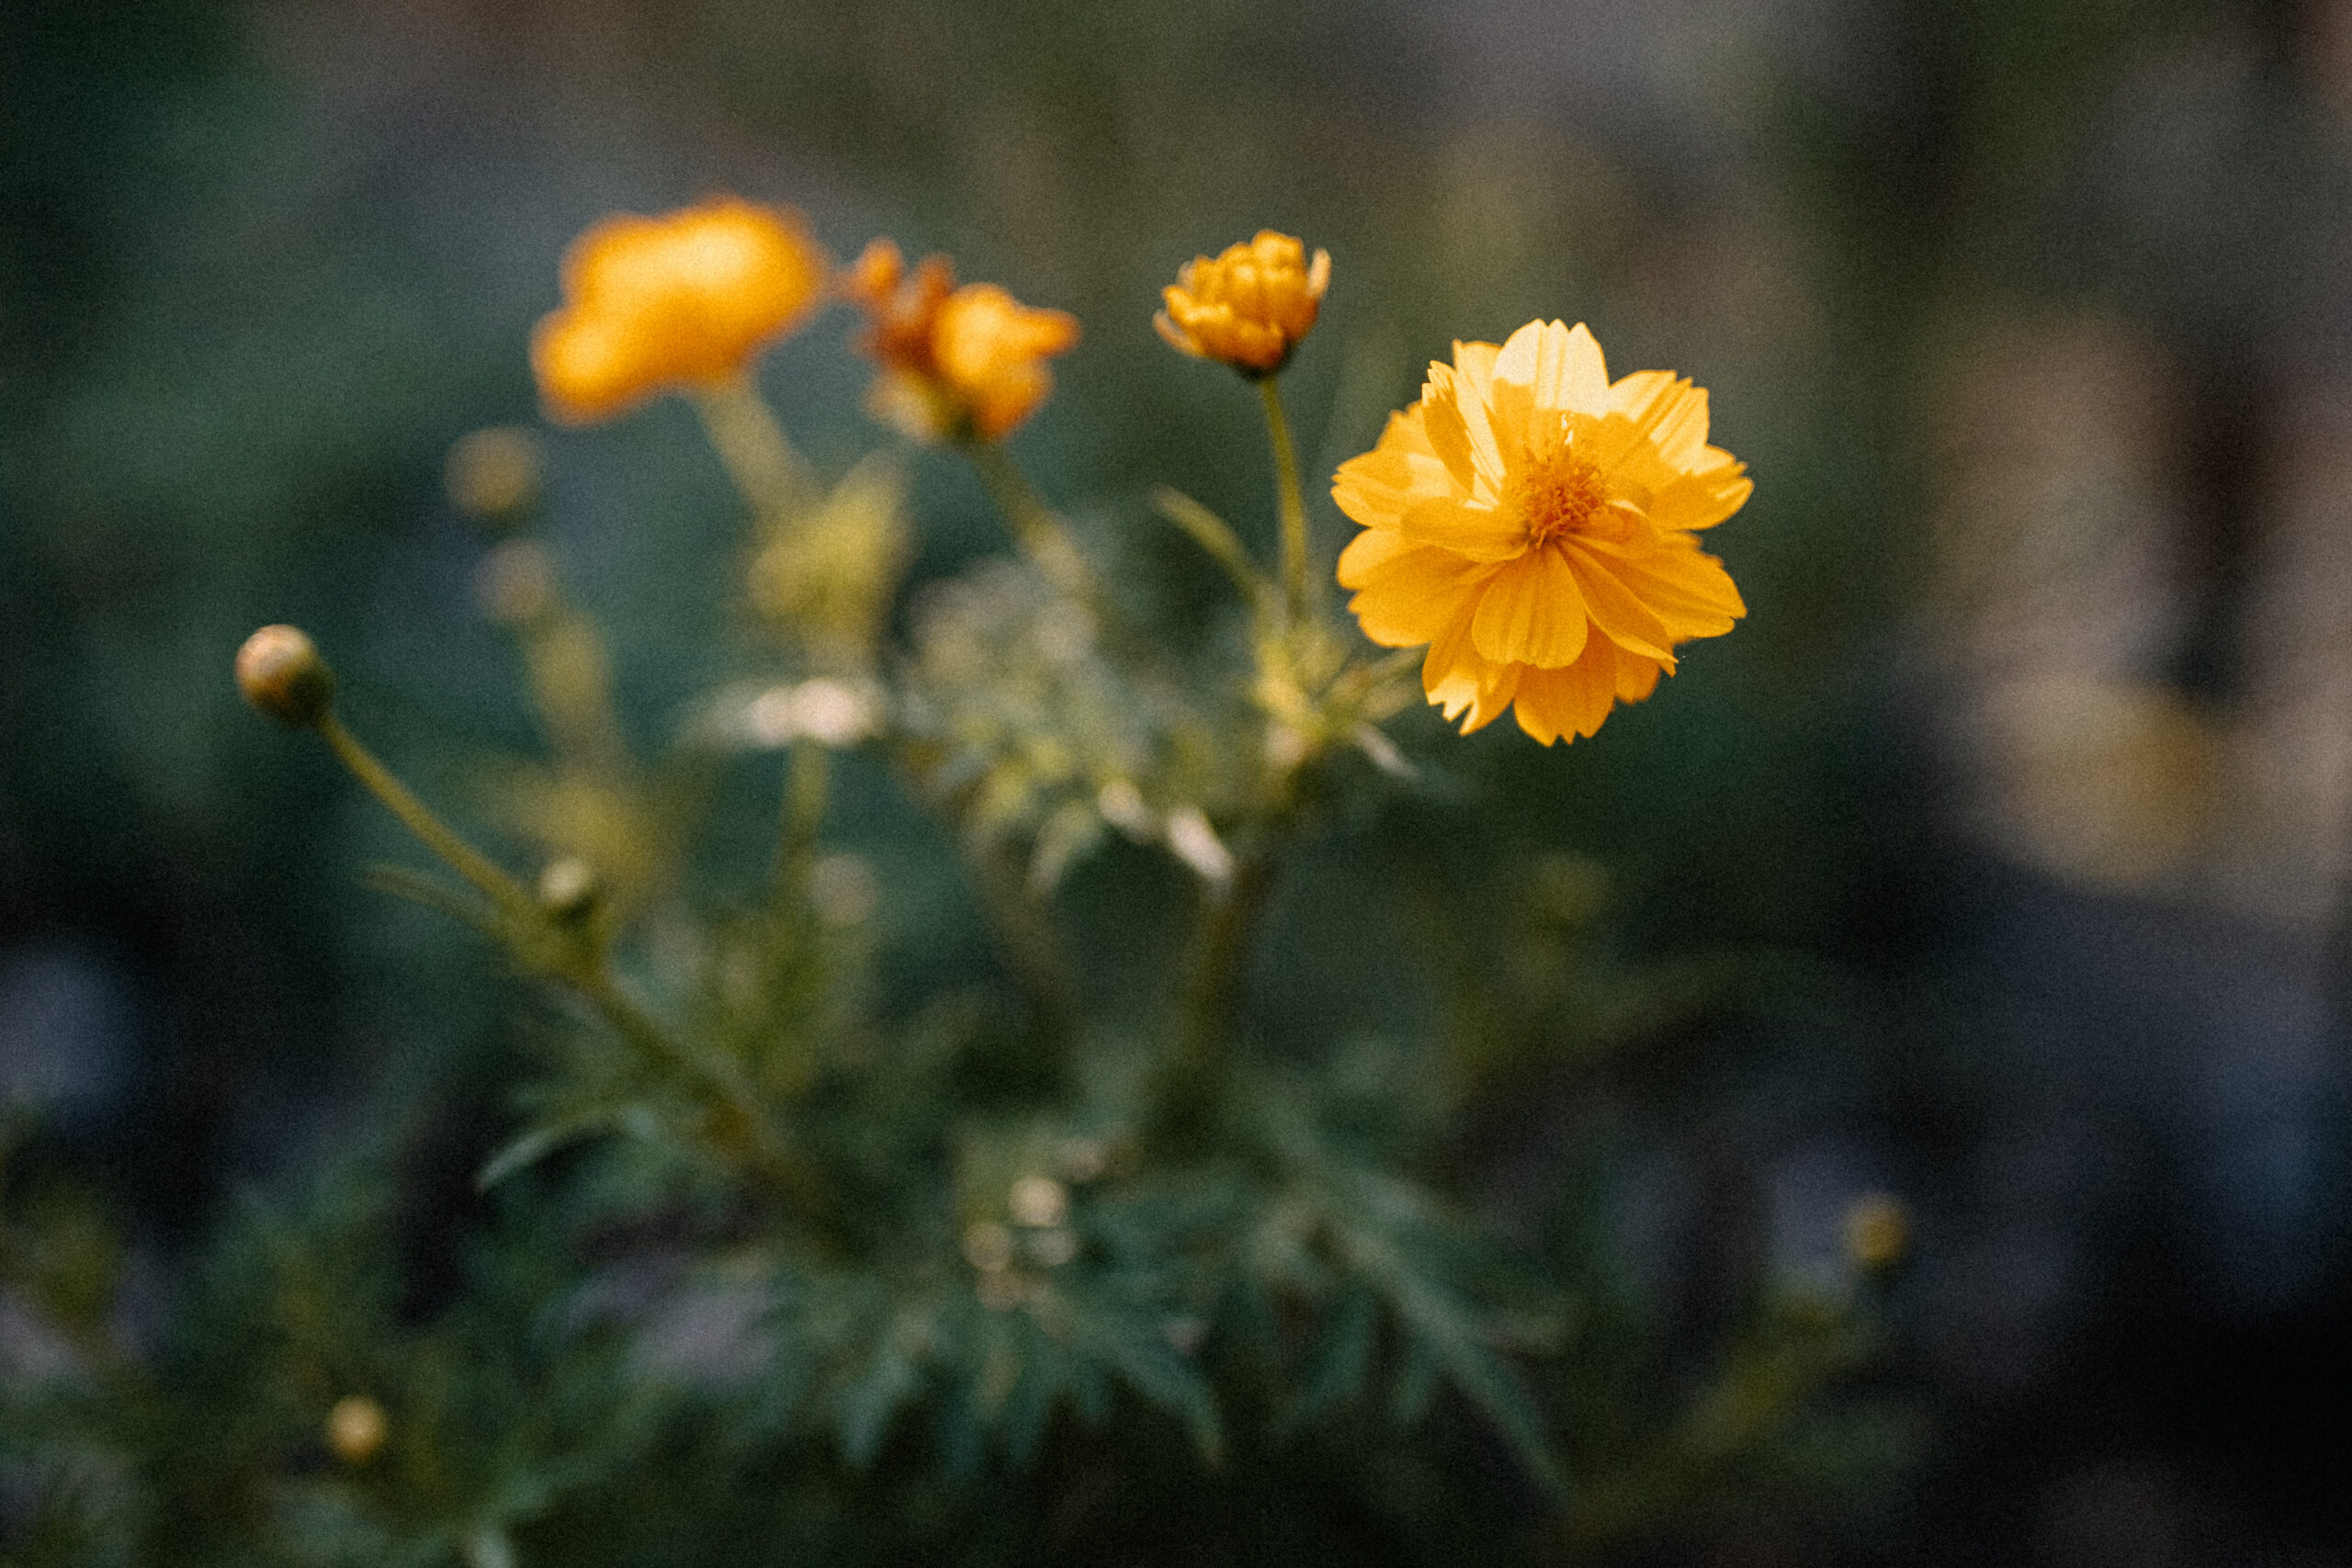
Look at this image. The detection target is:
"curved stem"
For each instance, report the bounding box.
[317,712,837,1236]
[694,377,814,522]
[1260,374,1314,628]
[318,714,537,920]
[965,438,1097,604]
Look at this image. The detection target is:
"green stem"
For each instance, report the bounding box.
[1159,843,1281,1137]
[517,607,630,775]
[318,714,536,920]
[775,739,831,908]
[318,712,836,1236]
[967,840,1081,1078]
[694,377,813,521]
[1260,374,1313,628]
[965,438,1097,604]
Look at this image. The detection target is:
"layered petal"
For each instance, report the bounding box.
[1347,544,1500,648]
[1331,319,1751,745]
[1397,494,1525,561]
[1423,601,1521,733]
[1332,409,1452,530]
[1510,643,1623,745]
[1559,541,1675,660]
[1469,547,1589,668]
[1421,360,1508,501]
[1495,319,1609,417]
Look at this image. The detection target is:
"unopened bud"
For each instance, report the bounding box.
[446,425,545,525]
[475,539,558,627]
[325,1393,388,1464]
[537,856,601,920]
[1843,1193,1910,1273]
[235,625,335,727]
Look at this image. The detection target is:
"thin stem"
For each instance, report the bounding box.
[318,714,537,920]
[518,608,630,774]
[775,739,830,908]
[694,377,813,521]
[318,711,837,1236]
[1260,374,1313,627]
[1153,834,1286,1145]
[965,438,1097,604]
[967,840,1081,1076]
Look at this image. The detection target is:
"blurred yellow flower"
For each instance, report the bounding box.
[1333,321,1751,745]
[844,239,1080,441]
[1155,230,1330,374]
[532,197,828,424]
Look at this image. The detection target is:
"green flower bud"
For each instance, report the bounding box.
[235,625,335,727]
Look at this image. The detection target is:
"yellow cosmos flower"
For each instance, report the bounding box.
[1333,320,1752,745]
[532,197,829,424]
[844,239,1080,441]
[1155,230,1331,375]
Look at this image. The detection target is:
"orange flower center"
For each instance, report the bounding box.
[1512,442,1618,547]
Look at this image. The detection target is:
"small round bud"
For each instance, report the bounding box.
[324,1393,388,1464]
[445,425,545,525]
[1008,1175,1069,1228]
[537,856,601,920]
[235,625,335,727]
[1843,1193,1911,1273]
[474,539,558,627]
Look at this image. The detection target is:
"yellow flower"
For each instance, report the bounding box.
[1156,230,1330,374]
[532,197,828,424]
[1333,320,1751,745]
[844,239,1080,441]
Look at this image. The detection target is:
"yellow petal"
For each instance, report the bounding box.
[1346,545,1498,646]
[1335,525,1418,589]
[1495,320,1609,417]
[1510,645,1619,745]
[1332,427,1453,530]
[1423,602,1519,732]
[1452,340,1502,400]
[1560,542,1674,660]
[1577,534,1745,637]
[1648,467,1753,532]
[1614,649,1666,703]
[1423,361,1507,499]
[1471,547,1589,667]
[1397,495,1525,561]
[1607,372,1711,469]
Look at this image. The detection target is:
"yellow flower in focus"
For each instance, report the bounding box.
[844,239,1080,441]
[1333,320,1751,745]
[1156,230,1330,375]
[532,197,828,424]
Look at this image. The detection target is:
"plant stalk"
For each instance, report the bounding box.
[966,437,1097,605]
[1260,373,1314,628]
[694,377,813,522]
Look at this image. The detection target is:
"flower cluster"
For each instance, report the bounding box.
[524,201,1750,748]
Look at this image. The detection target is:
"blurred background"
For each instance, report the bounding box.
[7,0,2352,1560]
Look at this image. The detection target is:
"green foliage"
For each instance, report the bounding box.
[3,237,1907,1564]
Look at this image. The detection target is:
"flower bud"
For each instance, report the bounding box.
[1156,231,1330,375]
[1842,1193,1910,1273]
[324,1393,388,1464]
[537,856,601,921]
[235,625,335,727]
[446,425,544,525]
